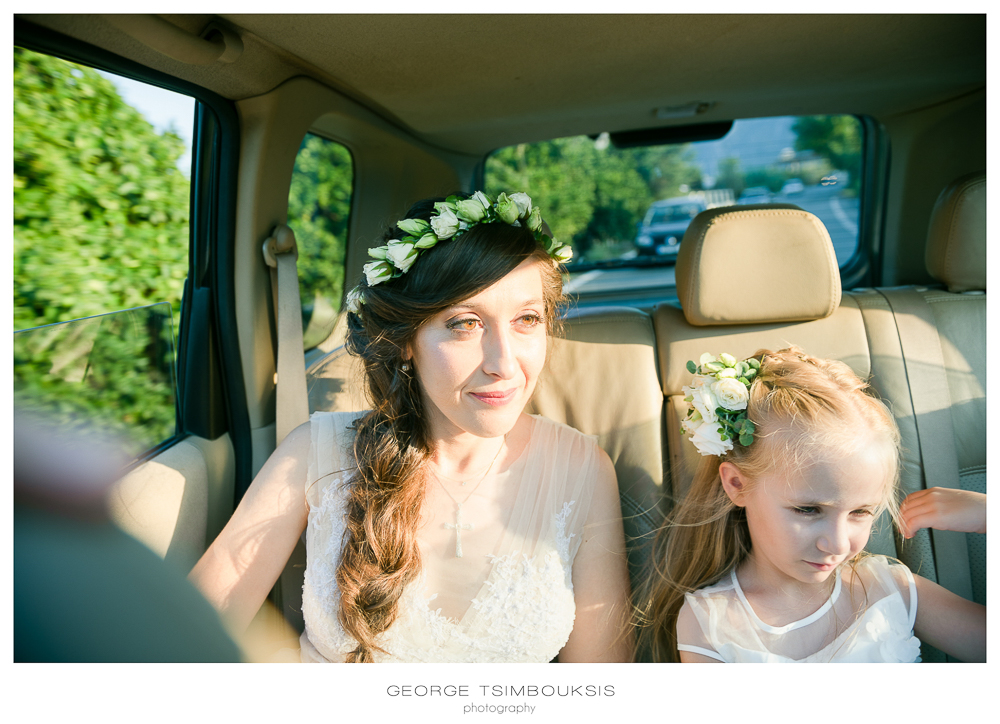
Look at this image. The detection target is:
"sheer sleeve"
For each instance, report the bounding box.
[676,595,725,662]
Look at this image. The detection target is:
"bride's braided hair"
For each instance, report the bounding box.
[338,195,564,662]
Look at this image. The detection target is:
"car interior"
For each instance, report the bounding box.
[13,14,986,662]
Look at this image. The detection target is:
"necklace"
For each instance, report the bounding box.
[431,435,507,558]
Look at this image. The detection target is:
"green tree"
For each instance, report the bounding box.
[716,157,746,198]
[792,115,862,191]
[287,133,353,348]
[14,48,190,449]
[14,47,190,332]
[486,135,699,260]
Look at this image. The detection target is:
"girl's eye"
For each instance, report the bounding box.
[517,313,544,328]
[793,506,820,516]
[851,509,874,518]
[447,318,481,332]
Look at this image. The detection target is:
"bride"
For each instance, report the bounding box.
[190,191,633,662]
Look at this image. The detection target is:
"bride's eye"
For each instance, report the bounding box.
[447,318,480,333]
[517,313,544,328]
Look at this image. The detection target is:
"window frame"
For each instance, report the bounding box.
[13,18,249,488]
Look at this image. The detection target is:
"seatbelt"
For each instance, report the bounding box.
[262,225,309,446]
[878,287,974,602]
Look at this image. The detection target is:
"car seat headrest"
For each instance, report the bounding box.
[675,204,842,326]
[926,171,986,292]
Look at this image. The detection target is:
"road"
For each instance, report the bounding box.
[565,184,859,298]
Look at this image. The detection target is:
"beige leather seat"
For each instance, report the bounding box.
[871,172,986,608]
[652,204,898,557]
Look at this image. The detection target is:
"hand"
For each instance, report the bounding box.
[899,487,986,539]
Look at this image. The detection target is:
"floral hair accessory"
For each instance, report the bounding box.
[347,191,572,314]
[682,352,759,457]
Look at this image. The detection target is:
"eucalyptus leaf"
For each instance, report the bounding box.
[686,360,697,374]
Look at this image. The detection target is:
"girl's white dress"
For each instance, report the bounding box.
[298,410,601,663]
[677,555,921,662]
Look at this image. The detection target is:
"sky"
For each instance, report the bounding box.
[97,70,196,174]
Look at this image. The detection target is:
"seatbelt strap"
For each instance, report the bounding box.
[878,287,974,601]
[263,225,309,446]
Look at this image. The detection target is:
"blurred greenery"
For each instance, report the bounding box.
[485,137,699,260]
[14,47,190,331]
[793,115,862,192]
[287,133,353,349]
[14,304,177,457]
[13,48,187,451]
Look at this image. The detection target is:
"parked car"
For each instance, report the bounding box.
[13,13,985,682]
[781,178,805,195]
[633,197,706,259]
[737,186,773,204]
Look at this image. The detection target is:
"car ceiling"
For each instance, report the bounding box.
[20,14,986,156]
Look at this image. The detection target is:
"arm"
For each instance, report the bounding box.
[188,421,312,633]
[900,488,986,538]
[913,574,986,662]
[558,448,635,662]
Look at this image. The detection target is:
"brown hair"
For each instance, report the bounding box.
[337,194,565,662]
[638,346,901,662]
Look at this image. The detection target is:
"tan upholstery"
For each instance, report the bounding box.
[925,171,986,292]
[526,307,665,586]
[655,203,898,560]
[675,204,841,326]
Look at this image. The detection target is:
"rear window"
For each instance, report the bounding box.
[485,115,863,303]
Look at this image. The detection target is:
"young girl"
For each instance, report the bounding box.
[641,346,986,663]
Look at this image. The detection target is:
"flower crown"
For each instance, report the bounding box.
[346,191,572,314]
[682,353,759,457]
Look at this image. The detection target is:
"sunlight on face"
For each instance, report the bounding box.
[409,258,548,442]
[737,440,893,589]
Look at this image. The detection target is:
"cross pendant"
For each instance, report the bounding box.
[443,503,474,558]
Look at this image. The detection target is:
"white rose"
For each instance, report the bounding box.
[712,377,749,411]
[472,190,492,209]
[684,378,721,423]
[717,367,737,378]
[699,353,718,366]
[552,243,573,262]
[368,245,389,260]
[363,260,393,286]
[385,241,418,272]
[689,421,733,457]
[455,197,488,223]
[509,192,532,217]
[430,207,461,239]
[681,413,703,436]
[346,287,363,314]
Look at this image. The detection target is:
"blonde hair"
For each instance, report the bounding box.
[638,346,901,662]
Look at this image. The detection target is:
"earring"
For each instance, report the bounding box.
[401,362,411,372]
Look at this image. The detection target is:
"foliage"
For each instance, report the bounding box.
[14,47,190,332]
[485,136,699,260]
[14,48,188,451]
[792,115,862,190]
[13,304,177,456]
[287,133,353,347]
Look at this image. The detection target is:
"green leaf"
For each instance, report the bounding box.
[739,433,754,446]
[686,360,697,374]
[747,358,761,370]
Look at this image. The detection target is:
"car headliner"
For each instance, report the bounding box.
[20,14,986,156]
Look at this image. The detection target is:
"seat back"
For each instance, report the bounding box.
[653,204,897,557]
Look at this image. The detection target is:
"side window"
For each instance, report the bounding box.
[13,47,195,458]
[287,132,354,350]
[485,115,864,300]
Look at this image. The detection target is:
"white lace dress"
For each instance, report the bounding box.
[677,555,921,663]
[299,410,600,663]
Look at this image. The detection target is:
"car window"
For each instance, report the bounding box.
[287,132,354,350]
[13,47,195,457]
[485,115,864,302]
